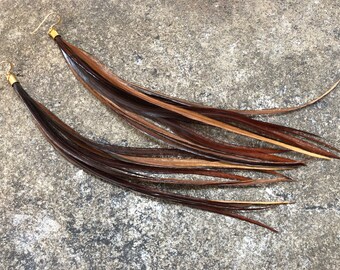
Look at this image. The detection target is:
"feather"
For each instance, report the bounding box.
[52,36,338,165]
[8,80,292,232]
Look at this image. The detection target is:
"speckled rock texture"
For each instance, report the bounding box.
[0,1,339,269]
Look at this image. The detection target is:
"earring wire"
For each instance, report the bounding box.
[0,61,14,75]
[0,61,18,85]
[31,12,62,34]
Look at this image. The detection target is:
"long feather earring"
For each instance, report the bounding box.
[32,13,339,169]
[1,61,292,232]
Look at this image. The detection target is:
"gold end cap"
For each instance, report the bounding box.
[6,73,18,86]
[48,27,60,39]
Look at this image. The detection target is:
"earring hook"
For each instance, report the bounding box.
[31,11,62,34]
[0,61,14,75]
[0,61,18,85]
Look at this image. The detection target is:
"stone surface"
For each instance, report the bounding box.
[0,0,339,269]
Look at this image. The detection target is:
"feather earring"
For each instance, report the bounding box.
[1,61,292,232]
[32,13,339,169]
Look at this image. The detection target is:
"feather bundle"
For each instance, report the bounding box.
[4,27,337,232]
[52,35,338,170]
[9,80,292,232]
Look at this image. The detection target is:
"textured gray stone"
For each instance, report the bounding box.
[0,0,339,269]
